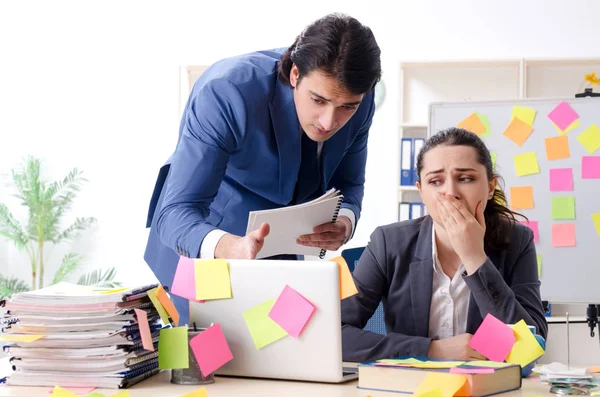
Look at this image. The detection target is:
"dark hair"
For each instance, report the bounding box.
[278,13,381,95]
[416,127,526,250]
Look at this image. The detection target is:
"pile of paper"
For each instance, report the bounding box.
[1,282,164,389]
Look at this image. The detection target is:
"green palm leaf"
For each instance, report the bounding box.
[77,267,121,288]
[0,275,30,300]
[53,217,96,244]
[52,252,83,285]
[0,203,28,249]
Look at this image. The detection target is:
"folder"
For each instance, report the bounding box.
[410,202,424,219]
[400,138,413,186]
[399,202,410,221]
[412,138,425,184]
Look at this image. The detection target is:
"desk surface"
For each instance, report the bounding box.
[0,371,556,397]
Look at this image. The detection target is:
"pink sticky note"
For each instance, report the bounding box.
[135,308,155,352]
[171,256,196,300]
[268,285,316,338]
[550,168,574,191]
[552,223,576,247]
[190,323,233,377]
[548,101,579,131]
[47,387,96,395]
[582,156,600,179]
[449,367,495,374]
[468,313,516,362]
[519,220,539,243]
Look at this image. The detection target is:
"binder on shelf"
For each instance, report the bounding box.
[412,138,425,183]
[399,202,410,222]
[410,202,425,220]
[400,138,413,186]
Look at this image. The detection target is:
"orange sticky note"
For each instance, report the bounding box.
[510,186,534,209]
[330,256,358,299]
[503,117,534,147]
[457,113,486,135]
[156,285,180,326]
[545,135,570,160]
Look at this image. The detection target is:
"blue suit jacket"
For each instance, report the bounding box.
[144,48,375,324]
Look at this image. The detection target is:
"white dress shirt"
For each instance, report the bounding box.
[428,224,470,340]
[200,141,356,259]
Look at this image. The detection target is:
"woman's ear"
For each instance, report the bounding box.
[488,178,497,200]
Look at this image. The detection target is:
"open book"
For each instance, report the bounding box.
[246,188,343,259]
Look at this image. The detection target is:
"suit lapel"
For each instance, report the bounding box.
[410,217,435,337]
[268,78,302,204]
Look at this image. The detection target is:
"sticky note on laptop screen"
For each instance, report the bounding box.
[243,299,288,349]
[171,256,197,300]
[268,285,316,338]
[195,259,232,300]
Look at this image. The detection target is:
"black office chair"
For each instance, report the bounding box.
[341,247,387,336]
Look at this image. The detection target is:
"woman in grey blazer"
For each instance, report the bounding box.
[342,127,547,363]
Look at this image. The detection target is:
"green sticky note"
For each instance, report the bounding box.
[158,326,189,370]
[462,360,511,368]
[552,196,575,220]
[195,259,232,300]
[476,112,492,137]
[577,124,600,154]
[243,299,288,349]
[514,152,540,176]
[147,287,170,325]
[491,152,497,170]
[537,254,542,277]
[512,106,537,126]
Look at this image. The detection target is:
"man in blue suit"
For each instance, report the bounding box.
[144,13,382,323]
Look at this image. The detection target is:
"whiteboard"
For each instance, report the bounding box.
[430,97,600,303]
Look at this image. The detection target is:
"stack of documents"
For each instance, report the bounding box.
[1,282,163,389]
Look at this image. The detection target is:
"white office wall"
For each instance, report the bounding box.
[1,0,599,289]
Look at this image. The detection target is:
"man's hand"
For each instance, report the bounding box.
[427,333,487,360]
[214,222,270,259]
[296,216,352,251]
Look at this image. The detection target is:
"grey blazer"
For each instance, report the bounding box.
[341,216,548,362]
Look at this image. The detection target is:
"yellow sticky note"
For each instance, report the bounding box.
[147,287,170,325]
[505,320,545,367]
[243,299,288,349]
[553,119,580,135]
[50,386,79,397]
[0,334,44,343]
[413,372,468,397]
[156,285,180,326]
[577,124,600,154]
[514,152,540,176]
[158,326,189,370]
[510,186,534,210]
[512,106,537,126]
[416,388,444,397]
[412,361,465,369]
[503,117,534,147]
[195,259,232,300]
[330,256,358,299]
[182,387,209,397]
[545,136,570,160]
[99,287,128,295]
[377,358,424,365]
[111,392,131,397]
[462,360,511,368]
[537,254,542,277]
[457,113,486,135]
[592,213,600,236]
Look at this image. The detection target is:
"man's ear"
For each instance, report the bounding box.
[290,64,299,88]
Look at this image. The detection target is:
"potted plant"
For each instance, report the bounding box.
[0,156,120,299]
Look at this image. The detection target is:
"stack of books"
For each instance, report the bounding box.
[1,282,163,389]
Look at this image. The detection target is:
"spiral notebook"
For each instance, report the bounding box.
[246,188,343,259]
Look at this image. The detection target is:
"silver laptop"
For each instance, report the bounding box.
[190,259,358,383]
